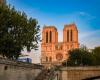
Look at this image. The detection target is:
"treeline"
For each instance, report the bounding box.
[0,4,40,60]
[62,46,100,66]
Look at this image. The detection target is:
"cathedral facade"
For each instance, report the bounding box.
[41,24,79,66]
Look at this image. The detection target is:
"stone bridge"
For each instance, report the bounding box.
[59,66,100,80]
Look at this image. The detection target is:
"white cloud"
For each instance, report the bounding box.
[78,11,96,20]
[79,30,100,49]
[79,29,100,39]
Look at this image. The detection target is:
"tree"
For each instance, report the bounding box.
[0,4,40,59]
[92,46,100,65]
[62,47,95,66]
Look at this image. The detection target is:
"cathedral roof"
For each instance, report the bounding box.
[43,25,57,31]
[64,23,78,30]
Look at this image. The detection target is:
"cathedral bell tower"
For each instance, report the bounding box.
[41,26,58,66]
[63,23,79,50]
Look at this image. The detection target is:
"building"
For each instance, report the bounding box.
[41,23,79,67]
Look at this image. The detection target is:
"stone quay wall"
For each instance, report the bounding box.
[60,66,100,80]
[0,58,43,80]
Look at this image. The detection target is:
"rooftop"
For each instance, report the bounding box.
[43,25,57,31]
[64,23,77,30]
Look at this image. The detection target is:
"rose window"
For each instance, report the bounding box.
[56,53,63,61]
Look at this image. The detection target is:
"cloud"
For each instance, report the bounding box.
[78,11,96,20]
[79,12,86,15]
[79,30,100,48]
[79,29,100,39]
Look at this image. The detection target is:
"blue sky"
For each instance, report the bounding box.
[7,0,100,63]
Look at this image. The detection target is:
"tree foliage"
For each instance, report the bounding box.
[62,46,98,66]
[92,46,100,65]
[0,4,40,59]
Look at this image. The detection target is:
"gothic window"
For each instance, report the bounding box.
[67,30,69,42]
[46,32,48,43]
[55,45,58,50]
[46,57,48,62]
[49,57,52,62]
[55,44,63,50]
[70,30,73,41]
[50,31,52,43]
[60,45,63,50]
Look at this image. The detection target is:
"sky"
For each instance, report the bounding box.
[7,0,100,63]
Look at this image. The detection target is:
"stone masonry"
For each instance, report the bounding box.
[60,66,100,80]
[0,58,42,80]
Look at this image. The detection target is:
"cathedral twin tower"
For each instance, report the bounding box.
[41,24,79,66]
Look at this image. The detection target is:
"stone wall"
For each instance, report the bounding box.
[0,58,42,80]
[60,66,100,80]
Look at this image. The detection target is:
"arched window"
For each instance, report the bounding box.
[55,45,58,50]
[50,31,52,43]
[60,45,63,50]
[49,57,52,62]
[46,32,48,43]
[67,30,69,42]
[46,57,48,62]
[70,30,73,41]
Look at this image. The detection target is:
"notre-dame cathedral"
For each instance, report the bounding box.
[41,23,79,67]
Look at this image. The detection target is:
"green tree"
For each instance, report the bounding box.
[62,47,95,66]
[0,4,40,59]
[92,46,100,65]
